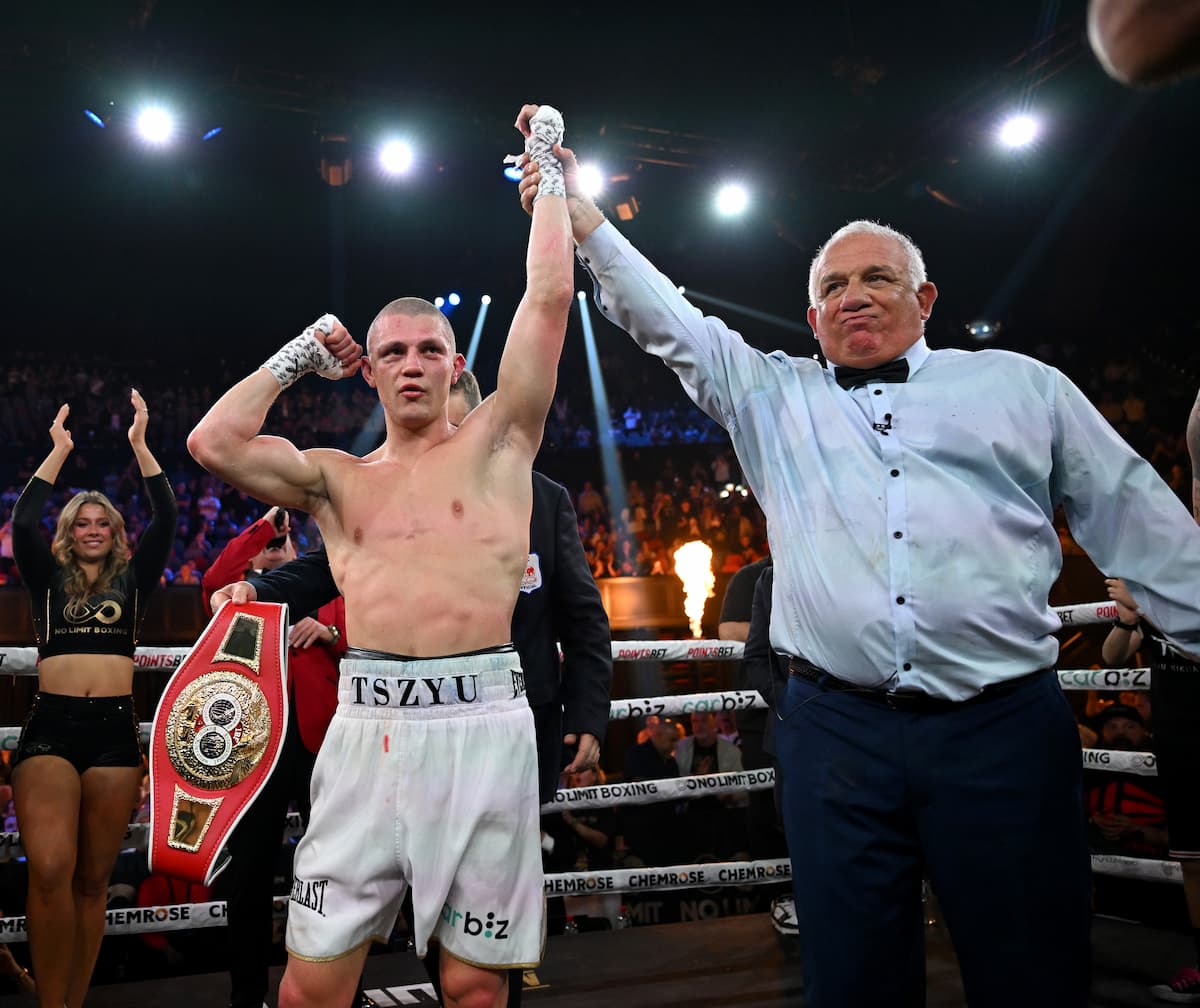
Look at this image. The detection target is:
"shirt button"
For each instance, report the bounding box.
[903,662,912,671]
[873,389,882,395]
[890,469,900,477]
[893,531,903,539]
[897,596,906,605]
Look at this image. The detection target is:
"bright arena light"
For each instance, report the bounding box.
[379,139,415,175]
[966,319,1002,341]
[447,292,461,307]
[714,182,749,217]
[481,294,492,305]
[135,106,175,145]
[577,163,604,197]
[998,114,1039,149]
[433,296,445,308]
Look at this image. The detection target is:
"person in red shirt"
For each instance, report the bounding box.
[135,872,215,977]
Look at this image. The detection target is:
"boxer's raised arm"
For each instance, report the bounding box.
[493,105,575,454]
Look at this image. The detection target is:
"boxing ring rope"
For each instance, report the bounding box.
[0,598,1180,944]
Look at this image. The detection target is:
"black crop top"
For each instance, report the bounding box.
[12,473,178,659]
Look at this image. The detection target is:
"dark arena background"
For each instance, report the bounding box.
[1,1,1198,1004]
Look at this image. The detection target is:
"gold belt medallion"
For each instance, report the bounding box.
[164,670,273,790]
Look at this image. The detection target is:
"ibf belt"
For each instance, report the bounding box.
[148,601,289,884]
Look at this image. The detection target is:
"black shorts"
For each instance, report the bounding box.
[1151,661,1200,859]
[15,692,143,775]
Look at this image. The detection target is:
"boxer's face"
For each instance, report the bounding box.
[361,315,464,427]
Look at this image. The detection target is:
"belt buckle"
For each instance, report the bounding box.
[882,690,929,712]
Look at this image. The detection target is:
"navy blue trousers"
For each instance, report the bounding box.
[774,668,1091,1008]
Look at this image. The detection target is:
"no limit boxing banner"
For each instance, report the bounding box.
[148,601,290,884]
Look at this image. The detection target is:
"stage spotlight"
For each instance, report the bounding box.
[84,109,106,128]
[966,319,1002,341]
[379,139,414,176]
[201,126,223,141]
[578,163,604,197]
[998,114,1039,149]
[503,164,523,182]
[319,132,352,187]
[481,294,492,305]
[614,196,639,222]
[447,292,461,307]
[434,296,446,309]
[714,182,749,217]
[135,106,175,145]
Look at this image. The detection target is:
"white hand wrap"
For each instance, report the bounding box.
[504,104,565,201]
[262,314,345,389]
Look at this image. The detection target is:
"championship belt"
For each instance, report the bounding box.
[148,601,290,884]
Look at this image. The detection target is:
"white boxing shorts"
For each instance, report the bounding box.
[285,644,545,970]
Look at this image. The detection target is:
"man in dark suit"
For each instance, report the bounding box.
[209,369,612,1007]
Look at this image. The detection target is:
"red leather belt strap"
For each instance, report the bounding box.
[148,601,290,884]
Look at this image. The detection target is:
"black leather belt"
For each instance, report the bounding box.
[786,657,1051,713]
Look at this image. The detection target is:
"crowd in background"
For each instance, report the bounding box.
[0,348,763,587]
[1,339,1194,591]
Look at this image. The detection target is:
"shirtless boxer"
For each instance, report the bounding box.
[186,105,574,1008]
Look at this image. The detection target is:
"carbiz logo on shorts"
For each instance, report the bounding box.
[440,901,510,940]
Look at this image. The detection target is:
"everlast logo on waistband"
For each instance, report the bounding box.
[349,675,480,706]
[511,670,526,699]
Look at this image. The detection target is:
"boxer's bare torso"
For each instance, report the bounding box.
[306,399,532,656]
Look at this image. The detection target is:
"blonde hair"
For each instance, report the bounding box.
[52,491,130,600]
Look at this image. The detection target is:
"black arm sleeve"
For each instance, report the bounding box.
[719,556,768,624]
[11,477,58,589]
[743,566,783,707]
[132,473,179,590]
[248,546,340,612]
[550,483,614,743]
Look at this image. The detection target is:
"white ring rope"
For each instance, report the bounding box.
[0,681,1158,752]
[0,596,1179,944]
[0,850,1177,944]
[0,598,1131,678]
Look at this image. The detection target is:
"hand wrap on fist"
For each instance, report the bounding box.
[262,313,346,390]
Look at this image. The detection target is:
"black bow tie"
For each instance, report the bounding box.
[833,358,910,390]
